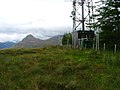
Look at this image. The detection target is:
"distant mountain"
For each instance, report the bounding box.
[14,34,63,48]
[0,42,15,49]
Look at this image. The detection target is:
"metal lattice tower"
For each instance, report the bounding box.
[71,0,94,48]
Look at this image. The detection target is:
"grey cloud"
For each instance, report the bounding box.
[0,25,72,41]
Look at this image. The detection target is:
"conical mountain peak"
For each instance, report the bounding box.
[25,34,35,38]
[21,34,40,43]
[13,34,63,48]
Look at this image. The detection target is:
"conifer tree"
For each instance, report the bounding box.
[94,0,120,49]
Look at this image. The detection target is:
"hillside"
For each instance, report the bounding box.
[14,34,43,48]
[0,46,120,90]
[14,34,62,48]
[0,42,15,49]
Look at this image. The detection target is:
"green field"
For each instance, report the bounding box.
[0,46,120,90]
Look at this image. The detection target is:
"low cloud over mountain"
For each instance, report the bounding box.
[0,26,71,42]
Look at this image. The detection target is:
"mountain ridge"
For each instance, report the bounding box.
[13,34,63,48]
[0,42,15,49]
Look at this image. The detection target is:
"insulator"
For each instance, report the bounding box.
[78,2,82,5]
[73,1,76,6]
[71,11,76,16]
[89,10,90,13]
[73,17,76,21]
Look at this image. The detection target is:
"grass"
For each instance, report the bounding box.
[0,46,120,90]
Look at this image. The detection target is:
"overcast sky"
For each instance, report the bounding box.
[0,0,73,42]
[0,0,97,42]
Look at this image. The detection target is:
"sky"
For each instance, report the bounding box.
[0,0,73,42]
[0,0,97,42]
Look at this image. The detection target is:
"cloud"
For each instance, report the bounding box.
[0,33,27,42]
[0,0,73,42]
[0,25,72,42]
[0,0,72,27]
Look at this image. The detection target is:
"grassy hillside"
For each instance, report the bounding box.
[0,46,120,90]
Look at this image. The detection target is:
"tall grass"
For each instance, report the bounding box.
[0,46,120,90]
